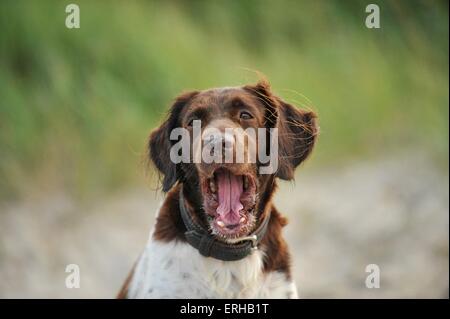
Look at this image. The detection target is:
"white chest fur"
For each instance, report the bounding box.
[127,239,298,299]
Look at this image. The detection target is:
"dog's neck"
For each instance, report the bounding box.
[152,183,293,279]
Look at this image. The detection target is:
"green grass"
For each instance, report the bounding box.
[0,0,448,200]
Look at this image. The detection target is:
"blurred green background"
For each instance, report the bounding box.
[0,0,448,299]
[0,0,448,200]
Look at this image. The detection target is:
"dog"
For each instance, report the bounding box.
[118,80,318,298]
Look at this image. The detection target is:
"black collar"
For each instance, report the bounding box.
[179,189,270,261]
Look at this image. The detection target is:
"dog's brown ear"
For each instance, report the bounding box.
[244,80,318,180]
[148,91,198,192]
[244,80,278,129]
[276,97,318,180]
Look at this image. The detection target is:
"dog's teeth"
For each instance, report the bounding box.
[217,221,225,227]
[243,176,249,190]
[240,217,245,223]
[209,179,216,193]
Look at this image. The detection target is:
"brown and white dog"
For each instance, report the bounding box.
[118,80,318,299]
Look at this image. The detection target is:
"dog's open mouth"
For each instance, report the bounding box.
[201,168,257,240]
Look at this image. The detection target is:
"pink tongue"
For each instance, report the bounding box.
[216,171,244,224]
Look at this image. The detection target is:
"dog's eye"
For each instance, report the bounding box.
[187,118,197,127]
[240,111,253,120]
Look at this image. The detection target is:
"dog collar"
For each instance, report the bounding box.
[179,189,270,261]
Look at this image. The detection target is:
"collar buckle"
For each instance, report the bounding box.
[239,234,258,249]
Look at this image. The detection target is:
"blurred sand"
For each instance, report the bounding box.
[0,152,448,298]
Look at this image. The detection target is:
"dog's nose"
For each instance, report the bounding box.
[222,132,235,151]
[206,132,235,153]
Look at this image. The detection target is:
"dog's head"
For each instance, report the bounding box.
[148,80,318,241]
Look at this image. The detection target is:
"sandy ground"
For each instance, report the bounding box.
[0,152,448,298]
